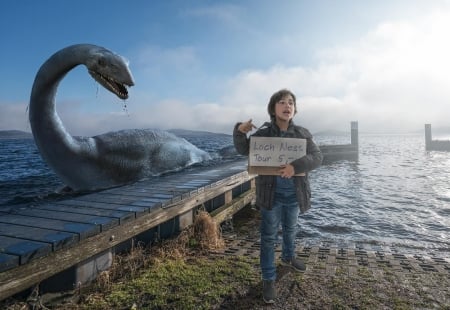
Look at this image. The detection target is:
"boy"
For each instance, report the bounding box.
[233,89,322,304]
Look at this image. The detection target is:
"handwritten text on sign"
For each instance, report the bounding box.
[249,137,306,167]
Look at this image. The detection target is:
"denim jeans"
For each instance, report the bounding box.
[260,194,299,281]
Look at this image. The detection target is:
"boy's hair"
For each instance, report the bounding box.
[267,89,297,120]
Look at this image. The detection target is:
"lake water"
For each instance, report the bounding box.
[0,132,449,258]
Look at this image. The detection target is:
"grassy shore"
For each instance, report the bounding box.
[2,210,449,309]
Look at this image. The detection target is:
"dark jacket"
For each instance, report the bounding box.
[233,120,322,213]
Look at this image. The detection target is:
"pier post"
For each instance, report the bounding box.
[351,121,358,148]
[425,124,432,151]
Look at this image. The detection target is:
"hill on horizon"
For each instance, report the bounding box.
[0,130,33,139]
[0,128,230,140]
[168,128,231,137]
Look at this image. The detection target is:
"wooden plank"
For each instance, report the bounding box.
[0,214,99,240]
[114,184,197,200]
[320,145,358,152]
[110,181,193,192]
[0,236,52,265]
[128,198,167,208]
[0,223,77,251]
[33,203,136,224]
[101,187,182,198]
[101,189,174,207]
[0,170,254,300]
[58,199,147,217]
[10,208,119,232]
[224,190,232,204]
[75,192,165,208]
[0,253,19,272]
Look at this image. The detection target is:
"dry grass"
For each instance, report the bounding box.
[88,210,226,296]
[150,210,224,261]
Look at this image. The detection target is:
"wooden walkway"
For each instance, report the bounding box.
[0,159,254,300]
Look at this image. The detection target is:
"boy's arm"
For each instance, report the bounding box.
[291,137,323,174]
[233,123,250,155]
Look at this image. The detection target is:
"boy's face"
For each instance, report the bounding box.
[274,94,295,122]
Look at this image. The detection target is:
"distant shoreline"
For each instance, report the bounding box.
[1,127,450,140]
[0,130,33,139]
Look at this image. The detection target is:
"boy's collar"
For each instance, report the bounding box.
[270,120,295,131]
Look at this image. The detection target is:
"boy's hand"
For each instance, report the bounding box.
[238,119,257,134]
[279,164,295,178]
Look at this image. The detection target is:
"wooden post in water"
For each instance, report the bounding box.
[425,124,432,151]
[351,121,358,147]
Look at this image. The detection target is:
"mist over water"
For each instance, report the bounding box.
[0,132,449,257]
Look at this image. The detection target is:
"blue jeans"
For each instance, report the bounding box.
[260,196,299,281]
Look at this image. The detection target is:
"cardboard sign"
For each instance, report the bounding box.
[248,137,306,175]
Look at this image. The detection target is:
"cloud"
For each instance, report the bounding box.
[181,4,243,27]
[134,45,200,76]
[6,6,450,137]
[0,102,31,132]
[135,6,450,135]
[336,9,450,132]
[212,7,450,133]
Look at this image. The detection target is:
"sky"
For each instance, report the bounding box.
[1,0,450,135]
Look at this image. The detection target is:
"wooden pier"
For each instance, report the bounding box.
[320,121,359,163]
[0,123,360,301]
[0,160,256,300]
[425,124,450,151]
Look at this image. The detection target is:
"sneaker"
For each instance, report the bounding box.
[262,280,276,304]
[280,257,306,272]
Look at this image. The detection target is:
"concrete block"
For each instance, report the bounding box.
[76,249,113,286]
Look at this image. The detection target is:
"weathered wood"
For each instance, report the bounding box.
[351,121,359,147]
[0,223,77,251]
[320,144,358,151]
[34,204,136,225]
[211,188,256,224]
[0,236,52,265]
[320,144,358,163]
[317,121,359,163]
[58,199,148,217]
[75,192,160,206]
[424,123,450,151]
[0,170,253,300]
[0,214,99,240]
[0,253,19,272]
[10,208,119,232]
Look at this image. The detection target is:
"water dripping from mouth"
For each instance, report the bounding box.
[122,100,129,116]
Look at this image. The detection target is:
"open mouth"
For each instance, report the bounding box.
[88,70,130,100]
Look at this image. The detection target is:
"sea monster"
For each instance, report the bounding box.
[29,44,211,191]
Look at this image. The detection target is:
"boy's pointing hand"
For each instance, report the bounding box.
[238,119,257,134]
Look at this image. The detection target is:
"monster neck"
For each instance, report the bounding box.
[28,45,95,164]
